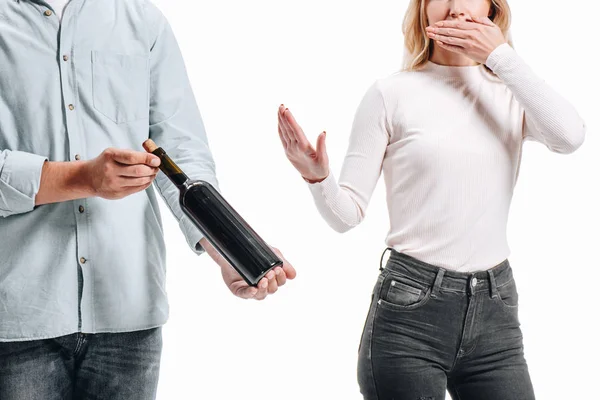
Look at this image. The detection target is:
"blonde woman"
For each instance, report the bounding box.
[277,0,585,398]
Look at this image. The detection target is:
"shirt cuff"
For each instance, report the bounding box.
[306,172,338,200]
[179,216,206,256]
[0,151,48,216]
[485,42,517,72]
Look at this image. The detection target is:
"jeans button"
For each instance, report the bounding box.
[471,277,478,287]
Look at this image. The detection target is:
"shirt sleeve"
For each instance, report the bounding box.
[0,149,48,218]
[145,3,219,255]
[306,81,390,233]
[485,43,586,154]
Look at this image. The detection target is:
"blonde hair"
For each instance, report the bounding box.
[401,0,513,72]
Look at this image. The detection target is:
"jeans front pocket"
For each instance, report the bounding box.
[496,278,519,309]
[377,273,432,311]
[91,51,149,124]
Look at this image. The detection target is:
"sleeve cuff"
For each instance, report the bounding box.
[0,151,48,215]
[306,173,338,200]
[179,216,206,256]
[485,42,517,72]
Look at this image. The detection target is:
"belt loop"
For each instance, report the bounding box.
[379,247,392,271]
[488,269,499,299]
[430,268,445,298]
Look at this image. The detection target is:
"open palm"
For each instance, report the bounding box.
[277,105,329,183]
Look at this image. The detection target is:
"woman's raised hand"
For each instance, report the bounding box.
[277,105,329,183]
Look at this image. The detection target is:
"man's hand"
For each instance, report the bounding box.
[35,147,162,206]
[200,237,297,300]
[83,148,161,200]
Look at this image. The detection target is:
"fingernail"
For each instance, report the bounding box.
[151,158,160,167]
[275,268,281,275]
[261,281,268,289]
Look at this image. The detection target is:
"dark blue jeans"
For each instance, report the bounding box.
[358,250,535,400]
[0,327,162,400]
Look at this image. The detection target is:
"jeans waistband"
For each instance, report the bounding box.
[382,248,513,296]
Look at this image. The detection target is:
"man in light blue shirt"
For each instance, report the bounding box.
[0,0,296,398]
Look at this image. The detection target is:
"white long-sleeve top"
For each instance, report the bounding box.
[307,43,586,272]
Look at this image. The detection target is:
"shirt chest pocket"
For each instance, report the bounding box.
[91,51,149,124]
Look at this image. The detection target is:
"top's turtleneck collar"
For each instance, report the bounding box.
[419,60,487,80]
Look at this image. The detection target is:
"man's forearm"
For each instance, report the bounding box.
[35,161,94,206]
[199,237,229,268]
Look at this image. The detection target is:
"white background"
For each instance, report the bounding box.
[150,1,599,399]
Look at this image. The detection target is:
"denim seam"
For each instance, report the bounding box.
[496,279,513,288]
[369,271,388,400]
[377,287,433,312]
[450,294,477,371]
[462,297,483,357]
[385,271,431,288]
[494,295,519,309]
[440,287,465,294]
[386,271,511,294]
[370,306,381,400]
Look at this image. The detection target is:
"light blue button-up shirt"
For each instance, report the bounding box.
[0,0,219,341]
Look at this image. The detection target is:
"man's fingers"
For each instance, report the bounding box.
[265,270,278,294]
[120,176,156,188]
[254,278,269,300]
[274,266,287,286]
[111,149,161,167]
[282,261,297,280]
[270,247,297,280]
[235,284,258,299]
[119,182,153,198]
[119,164,159,178]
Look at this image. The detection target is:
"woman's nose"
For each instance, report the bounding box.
[448,0,469,19]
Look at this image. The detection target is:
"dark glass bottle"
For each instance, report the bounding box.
[143,139,282,286]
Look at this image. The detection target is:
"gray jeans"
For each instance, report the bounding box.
[358,249,535,400]
[0,327,162,400]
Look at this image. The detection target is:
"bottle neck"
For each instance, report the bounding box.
[151,147,189,188]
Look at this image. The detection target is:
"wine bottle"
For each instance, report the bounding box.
[142,139,283,286]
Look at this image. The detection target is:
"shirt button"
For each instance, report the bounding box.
[44,10,53,16]
[68,104,75,111]
[472,277,478,287]
[79,205,84,213]
[63,55,69,62]
[75,154,81,160]
[80,257,87,264]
